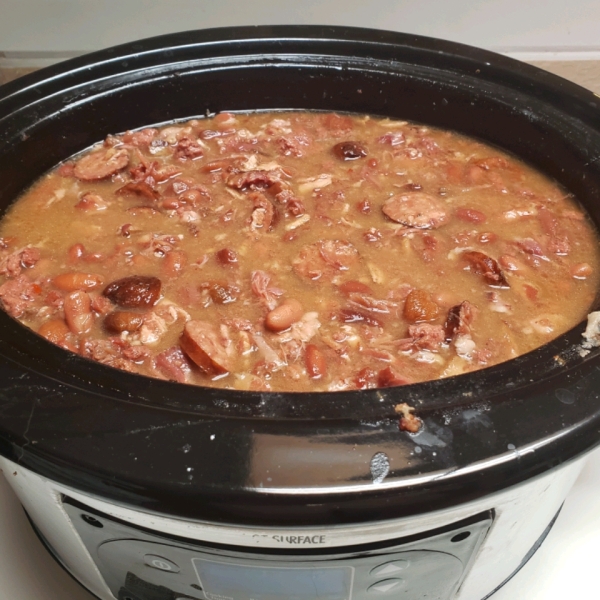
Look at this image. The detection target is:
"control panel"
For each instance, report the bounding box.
[62,498,492,600]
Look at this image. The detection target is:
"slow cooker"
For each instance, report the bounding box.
[1,25,600,600]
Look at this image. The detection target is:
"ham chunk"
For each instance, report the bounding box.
[0,247,41,278]
[294,241,359,282]
[154,346,193,383]
[397,324,445,352]
[0,275,40,318]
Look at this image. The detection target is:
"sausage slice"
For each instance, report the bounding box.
[382,192,448,229]
[73,147,130,181]
[180,320,232,375]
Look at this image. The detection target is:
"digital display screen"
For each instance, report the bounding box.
[192,558,354,600]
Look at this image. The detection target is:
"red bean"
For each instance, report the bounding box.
[104,311,144,333]
[68,243,85,262]
[38,319,71,344]
[456,207,487,223]
[333,141,368,160]
[571,262,593,279]
[305,344,327,379]
[216,248,238,266]
[265,299,303,332]
[64,291,94,334]
[53,272,104,292]
[357,199,371,214]
[208,281,239,305]
[163,251,187,278]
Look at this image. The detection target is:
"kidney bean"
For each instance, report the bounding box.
[208,281,240,305]
[455,207,487,223]
[353,367,378,389]
[214,112,237,127]
[499,254,524,272]
[403,289,440,323]
[163,250,187,278]
[68,243,86,262]
[305,344,327,379]
[64,291,94,334]
[53,272,104,292]
[103,275,161,308]
[265,299,303,332]
[571,262,593,279]
[38,319,71,344]
[478,232,497,244]
[104,311,144,333]
[216,248,238,266]
[333,141,368,161]
[357,199,371,214]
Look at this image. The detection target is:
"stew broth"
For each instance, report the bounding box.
[0,111,598,392]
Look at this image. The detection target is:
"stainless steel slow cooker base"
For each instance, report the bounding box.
[1,454,586,600]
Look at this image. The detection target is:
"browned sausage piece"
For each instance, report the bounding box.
[382,192,448,229]
[463,251,509,288]
[103,275,161,308]
[180,320,232,375]
[104,311,144,333]
[444,300,476,342]
[73,147,130,181]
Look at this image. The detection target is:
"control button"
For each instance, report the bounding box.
[370,560,409,577]
[368,579,405,594]
[143,554,181,573]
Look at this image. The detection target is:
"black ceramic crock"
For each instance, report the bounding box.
[1,25,600,527]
